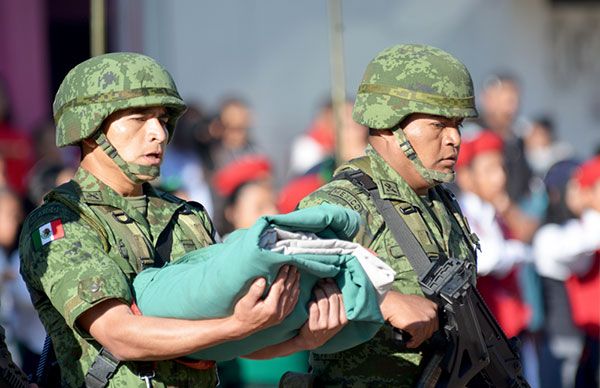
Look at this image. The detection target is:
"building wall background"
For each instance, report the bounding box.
[112,0,600,181]
[1,1,598,181]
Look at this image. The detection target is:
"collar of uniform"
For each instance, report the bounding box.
[145,186,190,244]
[73,167,152,233]
[365,145,424,207]
[362,146,455,253]
[73,168,189,245]
[74,167,126,206]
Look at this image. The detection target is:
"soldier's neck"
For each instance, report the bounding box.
[81,152,143,197]
[369,135,431,195]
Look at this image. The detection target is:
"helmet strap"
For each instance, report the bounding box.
[93,132,160,184]
[392,129,455,185]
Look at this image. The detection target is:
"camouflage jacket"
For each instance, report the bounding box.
[299,146,478,387]
[19,167,218,387]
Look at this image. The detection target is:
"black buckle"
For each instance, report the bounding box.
[84,348,120,388]
[398,205,417,215]
[179,205,193,215]
[112,211,132,223]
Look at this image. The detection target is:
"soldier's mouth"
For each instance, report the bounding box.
[439,157,457,167]
[143,152,163,164]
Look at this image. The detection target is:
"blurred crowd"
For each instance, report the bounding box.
[0,70,598,387]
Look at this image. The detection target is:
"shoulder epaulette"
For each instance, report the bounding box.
[44,183,110,252]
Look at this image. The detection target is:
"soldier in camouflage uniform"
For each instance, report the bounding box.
[17,53,315,387]
[299,44,480,387]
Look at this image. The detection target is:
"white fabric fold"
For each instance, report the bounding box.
[259,227,396,298]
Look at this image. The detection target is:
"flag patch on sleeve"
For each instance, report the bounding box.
[32,219,65,249]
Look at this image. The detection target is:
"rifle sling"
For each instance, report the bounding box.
[337,170,434,278]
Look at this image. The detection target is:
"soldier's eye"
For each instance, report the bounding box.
[431,121,445,130]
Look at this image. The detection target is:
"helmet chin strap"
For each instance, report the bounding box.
[392,129,455,186]
[93,132,160,184]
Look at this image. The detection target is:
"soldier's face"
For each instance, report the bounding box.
[104,106,170,177]
[402,113,463,175]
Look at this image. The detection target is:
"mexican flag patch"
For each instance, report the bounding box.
[32,219,65,249]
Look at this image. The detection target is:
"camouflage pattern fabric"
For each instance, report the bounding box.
[352,44,477,130]
[298,146,478,387]
[352,44,478,187]
[53,52,186,148]
[52,52,188,184]
[19,167,218,387]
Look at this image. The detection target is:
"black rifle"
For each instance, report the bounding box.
[417,256,529,387]
[0,358,29,388]
[339,170,530,387]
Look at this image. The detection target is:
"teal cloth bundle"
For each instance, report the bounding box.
[133,204,386,361]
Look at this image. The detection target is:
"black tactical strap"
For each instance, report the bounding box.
[336,170,434,278]
[84,348,120,388]
[155,221,174,266]
[34,334,60,386]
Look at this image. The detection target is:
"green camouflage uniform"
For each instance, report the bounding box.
[19,168,218,387]
[18,52,219,387]
[297,44,480,387]
[299,148,478,387]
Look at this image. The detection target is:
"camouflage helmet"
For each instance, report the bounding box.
[353,44,477,185]
[53,52,186,147]
[53,52,186,183]
[353,44,477,129]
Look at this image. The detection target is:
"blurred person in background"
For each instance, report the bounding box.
[288,99,367,177]
[455,131,532,303]
[523,115,573,179]
[160,103,214,216]
[0,77,34,196]
[533,156,600,388]
[0,163,75,378]
[0,189,37,388]
[212,154,309,387]
[478,73,547,221]
[457,131,531,337]
[454,131,540,384]
[533,159,584,388]
[212,154,277,237]
[211,97,259,170]
[278,100,368,214]
[30,119,80,170]
[289,99,336,176]
[0,187,23,356]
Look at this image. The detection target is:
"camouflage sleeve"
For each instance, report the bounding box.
[19,203,132,336]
